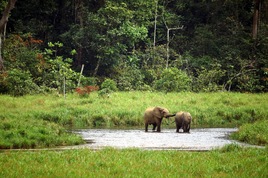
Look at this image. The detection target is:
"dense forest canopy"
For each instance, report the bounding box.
[0,0,267,95]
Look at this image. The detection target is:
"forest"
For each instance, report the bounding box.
[0,0,268,95]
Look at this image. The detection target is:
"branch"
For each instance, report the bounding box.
[0,0,17,33]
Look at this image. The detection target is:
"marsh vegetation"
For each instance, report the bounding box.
[1,92,268,177]
[1,92,268,149]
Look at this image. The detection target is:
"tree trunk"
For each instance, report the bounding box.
[153,0,158,61]
[93,57,101,76]
[252,0,261,39]
[0,33,3,70]
[0,0,17,71]
[74,0,83,68]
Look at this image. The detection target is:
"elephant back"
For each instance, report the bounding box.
[144,107,154,120]
[184,112,192,123]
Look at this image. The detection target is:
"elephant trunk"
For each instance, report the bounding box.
[165,113,176,118]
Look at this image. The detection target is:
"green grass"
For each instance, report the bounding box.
[0,146,268,177]
[231,120,268,145]
[0,91,268,148]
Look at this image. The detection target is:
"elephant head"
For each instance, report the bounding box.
[144,106,175,132]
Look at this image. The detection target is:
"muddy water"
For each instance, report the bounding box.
[72,128,251,151]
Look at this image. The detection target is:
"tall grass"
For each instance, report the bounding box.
[0,146,268,177]
[231,120,268,145]
[1,91,268,148]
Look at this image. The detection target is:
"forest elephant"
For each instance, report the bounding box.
[144,106,175,132]
[175,111,192,133]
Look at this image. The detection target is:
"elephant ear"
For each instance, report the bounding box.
[153,106,163,118]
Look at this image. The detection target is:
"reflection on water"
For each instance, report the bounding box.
[72,128,248,150]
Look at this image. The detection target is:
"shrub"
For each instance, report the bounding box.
[101,78,118,91]
[98,78,118,97]
[75,86,99,97]
[79,77,99,86]
[117,67,147,91]
[193,64,225,92]
[153,67,191,92]
[5,69,39,96]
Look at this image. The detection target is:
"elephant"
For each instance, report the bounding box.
[144,106,175,132]
[175,111,192,133]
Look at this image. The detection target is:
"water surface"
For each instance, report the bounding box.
[72,128,249,150]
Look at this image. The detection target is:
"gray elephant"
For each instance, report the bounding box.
[144,106,175,132]
[175,111,192,133]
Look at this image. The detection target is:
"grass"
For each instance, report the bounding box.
[1,92,268,177]
[0,91,268,148]
[0,146,268,177]
[0,117,83,149]
[231,120,268,145]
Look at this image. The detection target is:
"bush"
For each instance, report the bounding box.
[117,67,147,91]
[98,78,118,97]
[193,64,225,92]
[153,67,191,92]
[75,86,99,97]
[5,69,39,96]
[101,78,118,91]
[79,76,99,86]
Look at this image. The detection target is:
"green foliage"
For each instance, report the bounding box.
[1,34,43,95]
[41,42,80,93]
[1,35,81,96]
[5,69,39,96]
[193,64,226,92]
[99,78,118,97]
[100,78,118,91]
[117,21,148,48]
[154,67,191,92]
[4,0,268,92]
[117,66,148,91]
[231,120,268,145]
[79,77,99,86]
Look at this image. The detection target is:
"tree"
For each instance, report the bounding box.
[0,0,17,71]
[252,0,261,39]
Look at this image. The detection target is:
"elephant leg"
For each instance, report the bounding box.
[145,123,149,132]
[183,124,189,133]
[186,124,191,133]
[177,124,182,133]
[176,124,180,132]
[182,124,186,133]
[156,123,161,132]
[152,124,157,131]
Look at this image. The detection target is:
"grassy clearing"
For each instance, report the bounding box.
[0,91,268,148]
[0,145,268,177]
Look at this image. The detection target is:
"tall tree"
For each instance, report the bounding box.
[252,0,261,39]
[0,0,17,71]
